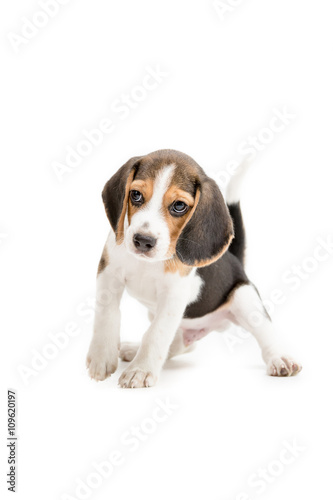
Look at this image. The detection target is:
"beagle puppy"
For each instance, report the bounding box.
[86,149,302,388]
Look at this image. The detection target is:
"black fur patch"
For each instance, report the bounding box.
[102,156,141,234]
[184,251,249,318]
[176,176,234,266]
[228,202,246,265]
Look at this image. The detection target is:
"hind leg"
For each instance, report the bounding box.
[229,284,302,376]
[119,342,140,362]
[120,328,194,363]
[168,328,196,359]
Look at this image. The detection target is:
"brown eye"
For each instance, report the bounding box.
[170,200,189,216]
[130,190,144,205]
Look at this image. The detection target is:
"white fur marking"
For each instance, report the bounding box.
[229,285,302,376]
[226,158,252,204]
[124,165,175,261]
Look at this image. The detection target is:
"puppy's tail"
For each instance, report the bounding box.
[226,158,252,265]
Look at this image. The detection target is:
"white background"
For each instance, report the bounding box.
[1,1,332,499]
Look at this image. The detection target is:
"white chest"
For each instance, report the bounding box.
[107,237,203,315]
[124,259,162,310]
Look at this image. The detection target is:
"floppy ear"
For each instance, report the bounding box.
[176,176,234,267]
[102,156,141,243]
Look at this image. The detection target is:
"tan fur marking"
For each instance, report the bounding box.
[164,183,234,270]
[116,170,136,244]
[163,187,200,274]
[97,245,109,274]
[163,186,197,259]
[164,257,192,276]
[165,187,195,207]
[127,179,154,225]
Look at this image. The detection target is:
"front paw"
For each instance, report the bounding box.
[267,355,302,377]
[86,344,118,381]
[118,368,157,389]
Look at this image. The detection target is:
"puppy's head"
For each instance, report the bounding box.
[102,150,234,267]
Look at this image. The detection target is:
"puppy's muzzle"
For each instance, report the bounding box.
[133,233,157,253]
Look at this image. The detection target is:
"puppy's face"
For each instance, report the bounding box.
[102,150,234,267]
[125,164,196,261]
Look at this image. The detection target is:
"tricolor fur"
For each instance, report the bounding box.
[87,149,302,388]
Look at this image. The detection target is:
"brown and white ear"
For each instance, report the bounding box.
[176,176,234,267]
[102,156,141,243]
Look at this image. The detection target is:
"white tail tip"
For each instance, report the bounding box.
[226,156,253,204]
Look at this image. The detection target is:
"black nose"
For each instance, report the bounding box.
[133,233,157,253]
